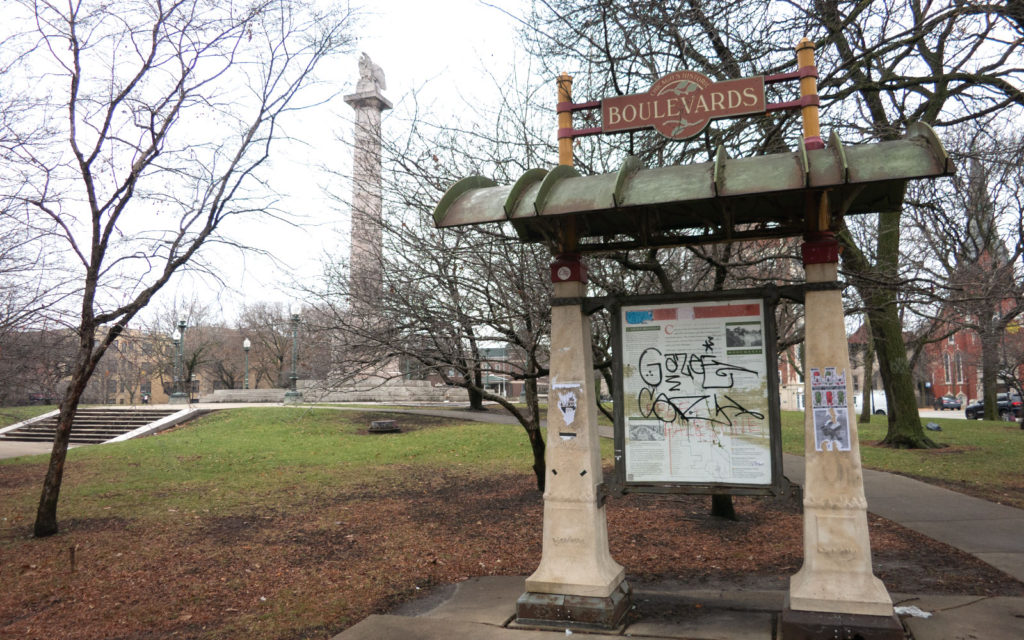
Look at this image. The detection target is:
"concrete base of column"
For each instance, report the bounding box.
[789,565,893,617]
[515,580,631,630]
[168,393,189,405]
[283,391,303,405]
[779,599,904,640]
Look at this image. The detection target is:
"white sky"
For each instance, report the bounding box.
[184,0,527,321]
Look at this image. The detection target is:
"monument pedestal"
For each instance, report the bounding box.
[516,266,629,629]
[779,598,904,640]
[516,581,631,630]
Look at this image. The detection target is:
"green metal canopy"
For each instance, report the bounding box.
[433,123,954,252]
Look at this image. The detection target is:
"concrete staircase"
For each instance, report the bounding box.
[0,408,184,444]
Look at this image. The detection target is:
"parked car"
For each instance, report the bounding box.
[933,395,962,411]
[964,393,1023,420]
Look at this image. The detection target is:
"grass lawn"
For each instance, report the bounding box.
[1,408,540,640]
[0,405,57,428]
[779,410,1024,508]
[2,406,1021,639]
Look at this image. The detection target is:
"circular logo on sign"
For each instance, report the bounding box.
[651,70,713,140]
[557,266,572,281]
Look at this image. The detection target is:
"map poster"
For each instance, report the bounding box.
[810,367,851,452]
[618,298,775,488]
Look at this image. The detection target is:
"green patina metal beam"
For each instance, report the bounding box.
[433,123,954,252]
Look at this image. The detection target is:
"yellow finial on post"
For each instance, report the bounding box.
[796,38,824,150]
[558,72,574,167]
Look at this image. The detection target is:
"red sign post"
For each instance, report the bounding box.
[556,43,823,160]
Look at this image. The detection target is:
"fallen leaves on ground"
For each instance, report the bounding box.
[2,466,1021,640]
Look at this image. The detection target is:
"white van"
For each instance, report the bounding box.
[852,389,887,415]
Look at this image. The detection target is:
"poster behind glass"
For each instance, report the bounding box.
[621,298,772,486]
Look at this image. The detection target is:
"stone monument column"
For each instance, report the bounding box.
[516,253,629,629]
[344,53,392,313]
[781,229,902,638]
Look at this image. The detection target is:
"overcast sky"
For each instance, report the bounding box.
[184,0,526,321]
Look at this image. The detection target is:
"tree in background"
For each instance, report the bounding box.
[0,328,76,406]
[804,1,1024,446]
[905,122,1024,419]
[236,302,295,388]
[0,0,355,537]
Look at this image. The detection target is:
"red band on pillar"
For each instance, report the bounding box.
[551,253,587,283]
[802,231,839,265]
[804,135,825,150]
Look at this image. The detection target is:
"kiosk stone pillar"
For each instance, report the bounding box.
[516,253,630,629]
[781,230,902,639]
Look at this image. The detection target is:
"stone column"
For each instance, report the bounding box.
[781,231,902,639]
[344,53,392,313]
[516,253,630,629]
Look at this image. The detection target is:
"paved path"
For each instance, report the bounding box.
[0,440,55,459]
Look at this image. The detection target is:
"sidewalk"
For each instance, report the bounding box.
[335,575,1024,640]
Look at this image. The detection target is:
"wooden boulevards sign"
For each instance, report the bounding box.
[602,71,766,140]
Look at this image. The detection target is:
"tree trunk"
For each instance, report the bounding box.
[838,214,938,449]
[980,329,1000,420]
[34,343,94,537]
[33,404,75,537]
[710,494,737,520]
[467,382,485,411]
[524,375,545,491]
[868,298,936,447]
[859,327,875,424]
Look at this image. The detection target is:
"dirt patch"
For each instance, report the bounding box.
[0,462,43,490]
[351,411,456,435]
[2,468,1022,639]
[865,441,980,454]
[195,513,281,544]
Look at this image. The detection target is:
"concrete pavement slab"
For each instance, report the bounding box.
[332,576,1024,640]
[0,440,56,460]
[335,614,622,639]
[863,489,1023,522]
[633,587,785,612]
[898,517,1024,554]
[974,553,1024,584]
[625,609,774,640]
[421,577,520,625]
[901,595,1024,640]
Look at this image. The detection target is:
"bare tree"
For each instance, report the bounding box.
[904,123,1024,420]
[801,0,1024,447]
[237,301,294,387]
[0,327,76,406]
[0,0,355,537]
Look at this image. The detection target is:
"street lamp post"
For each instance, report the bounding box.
[169,317,188,404]
[283,312,302,404]
[171,328,180,399]
[243,337,251,390]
